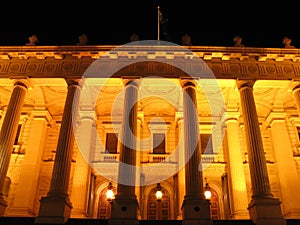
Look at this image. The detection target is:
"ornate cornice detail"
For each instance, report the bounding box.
[1,45,300,80]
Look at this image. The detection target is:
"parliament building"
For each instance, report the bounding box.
[0,35,300,225]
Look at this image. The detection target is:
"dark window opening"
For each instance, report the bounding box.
[105,133,118,154]
[14,124,22,145]
[200,134,213,154]
[153,133,165,154]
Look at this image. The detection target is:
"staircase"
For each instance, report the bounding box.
[0,217,300,225]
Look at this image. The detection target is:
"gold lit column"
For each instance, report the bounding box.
[180,79,212,225]
[109,78,140,225]
[237,80,286,225]
[12,111,51,216]
[292,84,300,113]
[0,80,28,216]
[224,112,249,219]
[136,112,143,220]
[266,112,300,218]
[176,112,185,220]
[36,79,83,224]
[71,111,95,218]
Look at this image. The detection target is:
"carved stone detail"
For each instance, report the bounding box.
[0,46,300,80]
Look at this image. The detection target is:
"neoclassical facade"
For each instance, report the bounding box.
[0,42,300,225]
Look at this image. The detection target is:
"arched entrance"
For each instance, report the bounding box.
[97,184,117,219]
[209,187,220,220]
[147,185,170,220]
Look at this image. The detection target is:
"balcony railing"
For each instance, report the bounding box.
[93,153,120,162]
[92,152,224,164]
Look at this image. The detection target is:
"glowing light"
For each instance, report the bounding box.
[204,189,212,200]
[155,183,163,201]
[106,182,115,202]
[204,178,212,200]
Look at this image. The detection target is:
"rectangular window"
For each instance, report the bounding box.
[200,134,213,154]
[14,124,22,145]
[105,133,118,154]
[297,127,300,141]
[153,133,165,154]
[221,173,232,219]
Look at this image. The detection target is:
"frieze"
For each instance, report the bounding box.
[0,45,300,80]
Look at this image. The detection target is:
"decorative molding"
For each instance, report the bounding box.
[0,46,300,80]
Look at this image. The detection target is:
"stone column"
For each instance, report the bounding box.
[109,78,140,225]
[35,79,83,224]
[0,79,28,216]
[136,112,143,220]
[70,111,95,218]
[176,112,185,220]
[11,111,51,216]
[237,80,286,225]
[224,112,249,219]
[266,112,300,218]
[292,84,300,113]
[180,79,212,225]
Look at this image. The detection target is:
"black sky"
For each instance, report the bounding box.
[1,0,299,48]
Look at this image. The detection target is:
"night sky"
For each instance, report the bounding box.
[1,1,299,48]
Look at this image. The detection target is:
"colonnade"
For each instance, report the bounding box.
[1,77,299,225]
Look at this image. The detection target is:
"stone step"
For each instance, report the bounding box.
[0,217,300,225]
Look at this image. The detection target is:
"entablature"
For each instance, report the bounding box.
[0,45,300,80]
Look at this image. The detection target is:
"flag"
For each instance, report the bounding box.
[157,6,169,41]
[158,7,164,23]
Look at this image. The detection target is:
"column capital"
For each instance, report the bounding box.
[78,110,96,122]
[290,81,300,93]
[65,78,84,88]
[31,110,53,124]
[265,111,287,127]
[137,111,144,123]
[175,111,184,122]
[224,111,240,124]
[179,77,199,89]
[236,79,256,90]
[13,78,31,89]
[121,76,141,87]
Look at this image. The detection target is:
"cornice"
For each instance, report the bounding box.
[0,45,300,61]
[0,45,300,80]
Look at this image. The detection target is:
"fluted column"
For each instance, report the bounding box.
[176,112,185,220]
[237,80,286,225]
[180,79,212,225]
[70,111,95,218]
[0,80,28,216]
[224,112,249,219]
[36,79,83,224]
[136,112,143,220]
[109,78,140,225]
[266,112,300,218]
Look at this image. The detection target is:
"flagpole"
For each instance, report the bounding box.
[157,6,160,41]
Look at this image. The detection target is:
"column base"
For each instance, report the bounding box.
[7,207,35,217]
[181,198,213,225]
[35,195,72,224]
[283,209,300,219]
[70,207,89,219]
[0,196,8,216]
[248,197,286,225]
[109,198,139,225]
[230,210,250,220]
